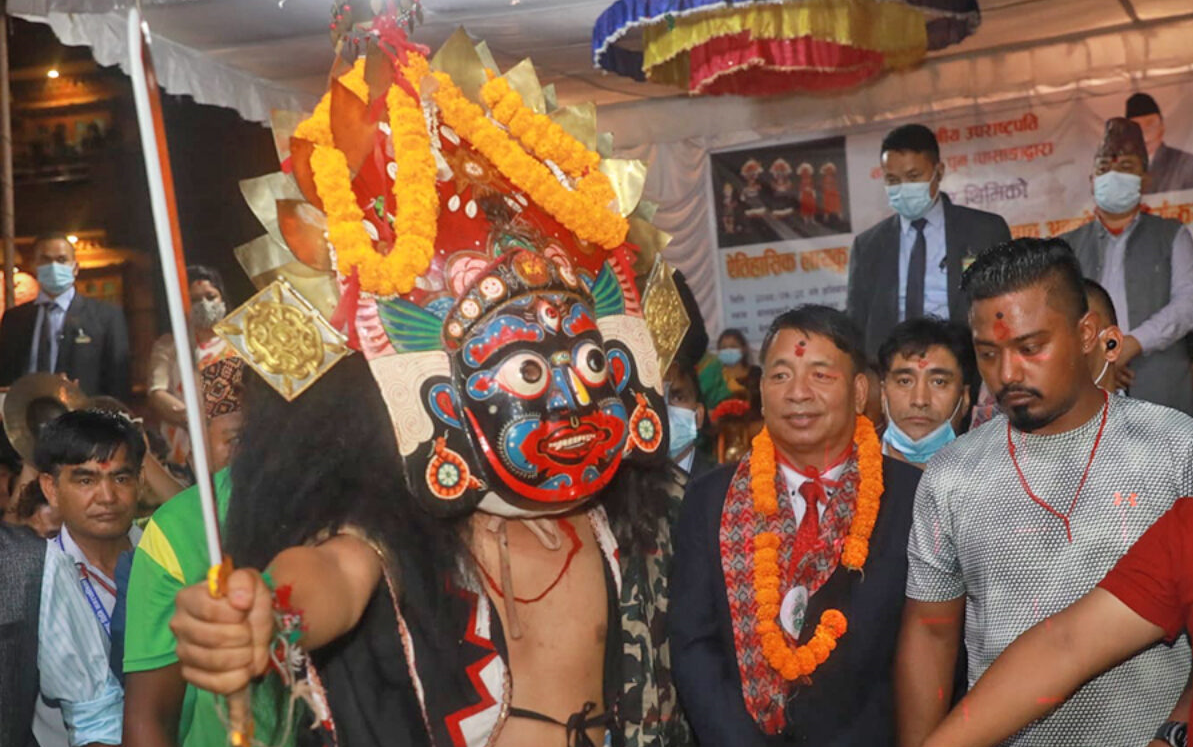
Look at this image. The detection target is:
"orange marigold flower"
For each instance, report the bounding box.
[821,609,848,636]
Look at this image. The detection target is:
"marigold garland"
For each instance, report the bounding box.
[295,57,438,296]
[429,69,628,249]
[480,74,600,179]
[748,416,882,680]
[710,397,751,424]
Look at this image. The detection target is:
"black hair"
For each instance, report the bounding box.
[14,480,49,522]
[668,355,703,407]
[187,264,227,301]
[31,232,75,260]
[718,328,752,367]
[877,316,978,403]
[760,305,867,375]
[881,124,940,163]
[33,409,147,476]
[960,237,1089,323]
[878,316,976,382]
[1083,278,1118,327]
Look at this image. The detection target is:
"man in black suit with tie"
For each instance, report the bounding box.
[847,124,1012,358]
[670,305,924,746]
[0,233,130,398]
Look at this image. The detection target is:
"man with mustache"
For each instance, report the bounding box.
[671,304,924,745]
[895,237,1193,746]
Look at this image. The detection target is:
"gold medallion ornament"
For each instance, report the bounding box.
[214,279,349,401]
[641,258,690,377]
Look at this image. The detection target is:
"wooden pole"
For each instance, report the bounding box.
[1,0,15,312]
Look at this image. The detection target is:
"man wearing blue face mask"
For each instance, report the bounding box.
[877,317,975,468]
[0,233,130,398]
[1062,117,1193,414]
[847,124,1012,358]
[665,359,715,480]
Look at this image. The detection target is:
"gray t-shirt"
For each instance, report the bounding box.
[908,394,1193,745]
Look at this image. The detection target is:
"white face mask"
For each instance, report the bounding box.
[1093,170,1142,214]
[881,394,963,464]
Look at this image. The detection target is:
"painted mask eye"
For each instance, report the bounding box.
[574,341,608,388]
[496,352,551,399]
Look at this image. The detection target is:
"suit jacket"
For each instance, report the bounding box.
[846,194,1012,358]
[670,457,923,747]
[0,293,130,399]
[1145,143,1193,195]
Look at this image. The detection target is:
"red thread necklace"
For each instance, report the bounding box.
[1006,391,1109,543]
[474,518,583,603]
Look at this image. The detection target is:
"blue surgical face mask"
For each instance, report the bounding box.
[1093,170,1142,214]
[717,348,743,367]
[881,396,962,465]
[886,176,938,221]
[37,261,75,296]
[667,405,700,461]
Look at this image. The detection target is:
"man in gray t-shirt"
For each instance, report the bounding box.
[895,237,1193,746]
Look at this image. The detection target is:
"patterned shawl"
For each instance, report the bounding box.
[718,450,860,733]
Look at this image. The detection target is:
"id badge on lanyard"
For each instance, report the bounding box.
[57,534,113,638]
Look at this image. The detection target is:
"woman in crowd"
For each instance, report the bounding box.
[147,265,233,478]
[716,328,762,399]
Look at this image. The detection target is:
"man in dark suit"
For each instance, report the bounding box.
[0,233,130,399]
[1127,92,1193,194]
[670,305,923,746]
[847,124,1012,358]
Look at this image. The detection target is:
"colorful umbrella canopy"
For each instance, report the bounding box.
[593,0,980,96]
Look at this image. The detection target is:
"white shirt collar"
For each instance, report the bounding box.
[56,521,142,587]
[677,449,696,474]
[899,193,945,235]
[36,285,75,311]
[778,459,848,493]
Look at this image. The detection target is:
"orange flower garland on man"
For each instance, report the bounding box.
[670,304,924,745]
[896,238,1193,746]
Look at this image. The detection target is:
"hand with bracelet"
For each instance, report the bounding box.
[171,533,383,695]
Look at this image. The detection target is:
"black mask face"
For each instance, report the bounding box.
[407,250,666,517]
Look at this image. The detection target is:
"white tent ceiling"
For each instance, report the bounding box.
[13,0,1193,129]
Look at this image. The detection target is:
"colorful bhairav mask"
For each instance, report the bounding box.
[229,19,675,519]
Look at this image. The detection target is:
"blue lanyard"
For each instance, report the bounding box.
[57,534,112,638]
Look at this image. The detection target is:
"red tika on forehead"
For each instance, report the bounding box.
[993,319,1010,341]
[917,358,929,369]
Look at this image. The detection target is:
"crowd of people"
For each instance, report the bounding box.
[2,64,1193,747]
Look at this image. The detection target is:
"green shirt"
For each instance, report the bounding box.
[124,470,295,747]
[696,352,732,409]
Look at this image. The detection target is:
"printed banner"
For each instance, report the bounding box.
[710,80,1193,344]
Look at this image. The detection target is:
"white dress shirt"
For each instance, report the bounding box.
[1098,217,1193,353]
[897,197,949,321]
[35,525,140,747]
[34,543,123,747]
[28,286,76,374]
[778,460,848,526]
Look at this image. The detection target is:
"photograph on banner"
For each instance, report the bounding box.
[712,136,852,248]
[709,82,1193,341]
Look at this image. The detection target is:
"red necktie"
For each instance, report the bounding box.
[796,479,824,551]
